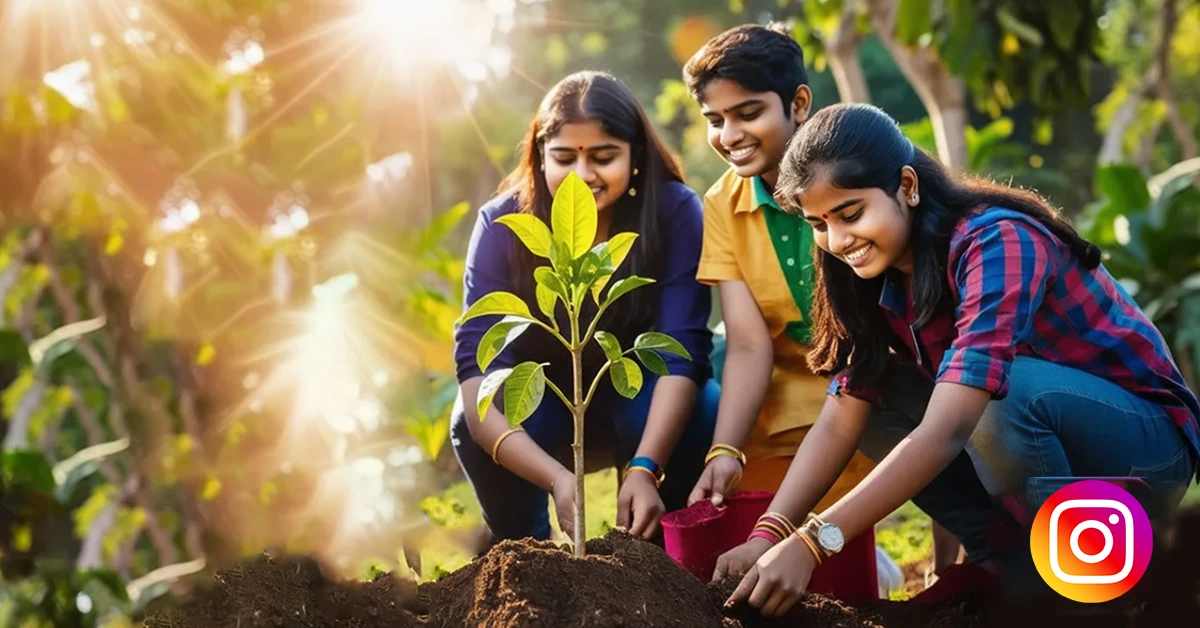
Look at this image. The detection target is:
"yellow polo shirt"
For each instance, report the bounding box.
[696,168,830,461]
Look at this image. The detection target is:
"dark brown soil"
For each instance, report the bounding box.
[148,508,1200,628]
[143,553,421,628]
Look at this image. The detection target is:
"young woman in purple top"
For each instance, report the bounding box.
[452,71,718,548]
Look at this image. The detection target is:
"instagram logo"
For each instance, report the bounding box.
[1030,480,1153,602]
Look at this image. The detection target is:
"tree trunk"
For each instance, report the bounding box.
[826,3,871,103]
[1155,0,1199,160]
[863,0,968,169]
[572,347,586,557]
[1098,72,1158,166]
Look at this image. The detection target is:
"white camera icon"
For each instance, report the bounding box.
[1049,499,1134,585]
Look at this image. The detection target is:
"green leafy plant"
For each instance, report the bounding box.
[1079,159,1200,387]
[456,171,690,557]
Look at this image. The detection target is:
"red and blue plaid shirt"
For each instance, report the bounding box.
[830,207,1200,468]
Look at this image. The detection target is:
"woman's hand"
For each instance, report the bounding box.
[617,471,665,539]
[550,468,577,541]
[687,454,743,507]
[712,536,774,582]
[724,534,819,618]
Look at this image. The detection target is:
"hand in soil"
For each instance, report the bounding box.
[714,536,774,582]
[726,534,817,618]
[688,454,742,507]
[551,468,577,541]
[617,468,665,538]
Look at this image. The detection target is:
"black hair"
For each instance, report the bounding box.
[497,71,685,339]
[775,103,1101,386]
[682,23,808,118]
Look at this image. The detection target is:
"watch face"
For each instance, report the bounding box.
[817,524,844,552]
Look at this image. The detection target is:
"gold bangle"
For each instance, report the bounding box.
[490,427,524,463]
[622,465,662,487]
[705,444,746,466]
[794,528,824,565]
[760,512,798,535]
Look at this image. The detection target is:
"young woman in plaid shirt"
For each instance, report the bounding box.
[716,103,1200,617]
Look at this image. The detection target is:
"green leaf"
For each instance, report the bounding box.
[477,316,532,372]
[575,251,611,290]
[53,437,130,501]
[76,568,130,602]
[2,450,55,494]
[503,361,547,426]
[590,232,638,301]
[458,292,532,324]
[476,367,513,419]
[29,316,105,374]
[604,232,639,272]
[594,331,622,362]
[633,332,691,359]
[418,202,470,253]
[895,0,932,45]
[496,214,553,258]
[536,284,558,319]
[609,357,643,399]
[534,267,569,301]
[604,276,656,307]
[551,171,598,259]
[1095,165,1151,213]
[635,349,669,377]
[995,8,1044,46]
[0,328,30,366]
[549,239,574,277]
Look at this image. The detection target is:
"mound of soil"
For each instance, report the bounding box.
[148,508,1200,628]
[144,553,421,628]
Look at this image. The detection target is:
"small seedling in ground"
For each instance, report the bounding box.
[457,171,690,557]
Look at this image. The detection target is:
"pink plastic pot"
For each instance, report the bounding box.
[661,491,878,604]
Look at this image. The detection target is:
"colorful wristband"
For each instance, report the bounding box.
[749,528,783,545]
[623,456,665,487]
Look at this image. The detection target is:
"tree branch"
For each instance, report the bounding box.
[1155,0,1198,160]
[826,1,871,103]
[1098,71,1159,166]
[862,0,968,168]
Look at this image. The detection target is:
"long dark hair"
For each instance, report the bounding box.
[497,71,685,337]
[775,103,1101,386]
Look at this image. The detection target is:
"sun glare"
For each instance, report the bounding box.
[353,0,502,79]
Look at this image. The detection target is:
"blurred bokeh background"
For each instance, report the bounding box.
[1,0,1197,624]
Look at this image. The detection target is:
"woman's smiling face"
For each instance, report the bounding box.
[542,120,632,213]
[796,167,920,278]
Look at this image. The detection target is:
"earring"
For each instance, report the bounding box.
[910,193,919,205]
[628,187,638,197]
[633,167,639,176]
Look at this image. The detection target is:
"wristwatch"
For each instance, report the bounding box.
[801,517,845,559]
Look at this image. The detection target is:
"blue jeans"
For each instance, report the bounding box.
[859,356,1196,563]
[450,375,720,542]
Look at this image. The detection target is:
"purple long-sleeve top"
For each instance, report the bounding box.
[454,181,713,400]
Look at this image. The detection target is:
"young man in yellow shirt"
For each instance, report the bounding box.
[683,23,873,511]
[683,23,961,579]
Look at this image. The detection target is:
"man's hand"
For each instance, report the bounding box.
[687,455,743,507]
[617,470,665,539]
